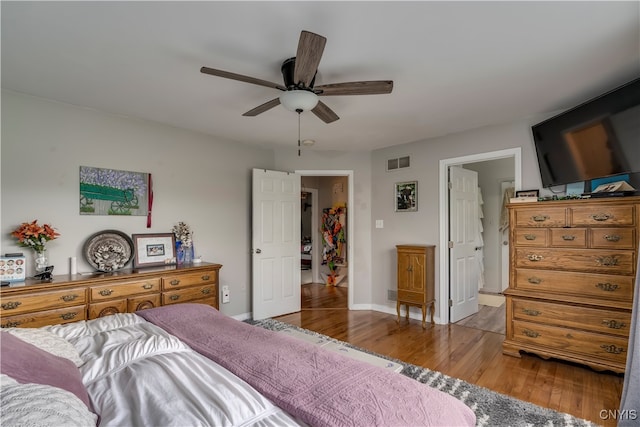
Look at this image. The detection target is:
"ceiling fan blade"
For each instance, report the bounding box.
[312,101,339,123]
[242,98,281,117]
[294,31,326,87]
[315,80,394,96]
[201,66,286,91]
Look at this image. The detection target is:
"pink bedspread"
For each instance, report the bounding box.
[139,304,476,427]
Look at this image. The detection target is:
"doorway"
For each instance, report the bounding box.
[297,170,353,310]
[438,148,521,325]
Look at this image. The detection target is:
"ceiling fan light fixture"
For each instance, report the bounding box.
[279,90,319,112]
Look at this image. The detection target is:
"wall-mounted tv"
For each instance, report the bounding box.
[532,77,640,189]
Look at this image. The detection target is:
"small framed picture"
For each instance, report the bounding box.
[515,189,539,198]
[132,233,176,268]
[395,181,418,212]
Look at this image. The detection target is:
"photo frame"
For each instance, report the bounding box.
[132,233,176,268]
[395,181,418,212]
[515,189,539,198]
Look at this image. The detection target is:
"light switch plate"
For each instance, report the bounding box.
[375,220,384,229]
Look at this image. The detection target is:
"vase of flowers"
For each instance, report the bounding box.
[172,221,193,264]
[11,220,60,272]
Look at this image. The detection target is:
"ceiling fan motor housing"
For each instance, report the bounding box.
[281,57,316,90]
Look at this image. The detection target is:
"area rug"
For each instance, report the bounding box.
[248,318,598,427]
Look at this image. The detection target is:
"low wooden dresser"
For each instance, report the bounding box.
[503,197,638,373]
[396,244,435,328]
[0,262,221,328]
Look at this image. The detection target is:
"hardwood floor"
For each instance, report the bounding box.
[455,304,505,334]
[278,285,624,426]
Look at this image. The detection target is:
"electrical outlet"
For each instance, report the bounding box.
[221,285,230,304]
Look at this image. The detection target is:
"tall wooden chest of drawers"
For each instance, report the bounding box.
[396,245,435,328]
[1,262,221,328]
[503,197,639,373]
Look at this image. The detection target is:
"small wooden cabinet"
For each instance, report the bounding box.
[503,197,638,373]
[1,262,221,328]
[396,245,435,328]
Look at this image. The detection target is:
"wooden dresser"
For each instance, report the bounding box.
[396,245,435,328]
[0,262,221,328]
[503,197,638,373]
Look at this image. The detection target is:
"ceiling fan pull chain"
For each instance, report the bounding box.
[297,109,302,156]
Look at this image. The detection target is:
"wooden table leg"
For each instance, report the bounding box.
[430,301,435,324]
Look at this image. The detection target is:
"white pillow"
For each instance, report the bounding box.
[1,374,18,387]
[0,381,97,427]
[4,327,84,367]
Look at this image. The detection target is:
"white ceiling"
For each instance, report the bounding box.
[2,1,639,152]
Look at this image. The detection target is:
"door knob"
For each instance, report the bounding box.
[255,248,261,254]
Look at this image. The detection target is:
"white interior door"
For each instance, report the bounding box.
[449,166,479,322]
[252,169,301,320]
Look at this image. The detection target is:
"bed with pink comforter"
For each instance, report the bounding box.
[1,303,475,426]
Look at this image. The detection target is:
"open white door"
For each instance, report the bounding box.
[449,166,479,322]
[252,169,301,320]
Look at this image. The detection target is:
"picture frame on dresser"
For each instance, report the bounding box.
[132,233,176,268]
[515,189,539,198]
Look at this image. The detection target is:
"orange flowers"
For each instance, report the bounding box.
[11,220,60,252]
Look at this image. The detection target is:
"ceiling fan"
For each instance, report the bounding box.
[200,30,393,124]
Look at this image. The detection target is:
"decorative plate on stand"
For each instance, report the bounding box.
[83,230,134,272]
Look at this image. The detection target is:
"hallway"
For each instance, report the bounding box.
[301,283,348,310]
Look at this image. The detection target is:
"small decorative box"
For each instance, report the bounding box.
[0,254,27,283]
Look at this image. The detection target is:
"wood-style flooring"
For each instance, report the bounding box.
[278,284,624,426]
[455,303,506,334]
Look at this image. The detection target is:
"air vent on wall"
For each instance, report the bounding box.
[387,156,410,171]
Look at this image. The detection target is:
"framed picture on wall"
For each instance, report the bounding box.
[132,233,176,268]
[395,181,418,212]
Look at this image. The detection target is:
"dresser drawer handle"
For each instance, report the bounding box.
[596,256,618,266]
[600,344,625,355]
[1,301,22,310]
[531,215,549,222]
[61,294,79,302]
[522,309,541,316]
[527,277,542,284]
[99,289,113,296]
[602,320,626,329]
[526,254,543,262]
[523,234,537,240]
[2,321,21,328]
[562,235,576,241]
[596,282,619,292]
[169,295,180,301]
[201,287,212,295]
[522,329,539,338]
[142,284,154,290]
[591,213,612,222]
[60,312,78,321]
[201,275,210,281]
[604,234,621,242]
[170,279,181,286]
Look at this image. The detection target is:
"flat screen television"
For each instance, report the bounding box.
[532,77,640,189]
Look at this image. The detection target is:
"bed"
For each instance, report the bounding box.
[0,303,476,426]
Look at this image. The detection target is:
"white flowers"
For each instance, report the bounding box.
[172,222,193,247]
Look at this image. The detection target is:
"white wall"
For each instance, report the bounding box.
[0,90,274,317]
[371,121,543,321]
[1,90,552,322]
